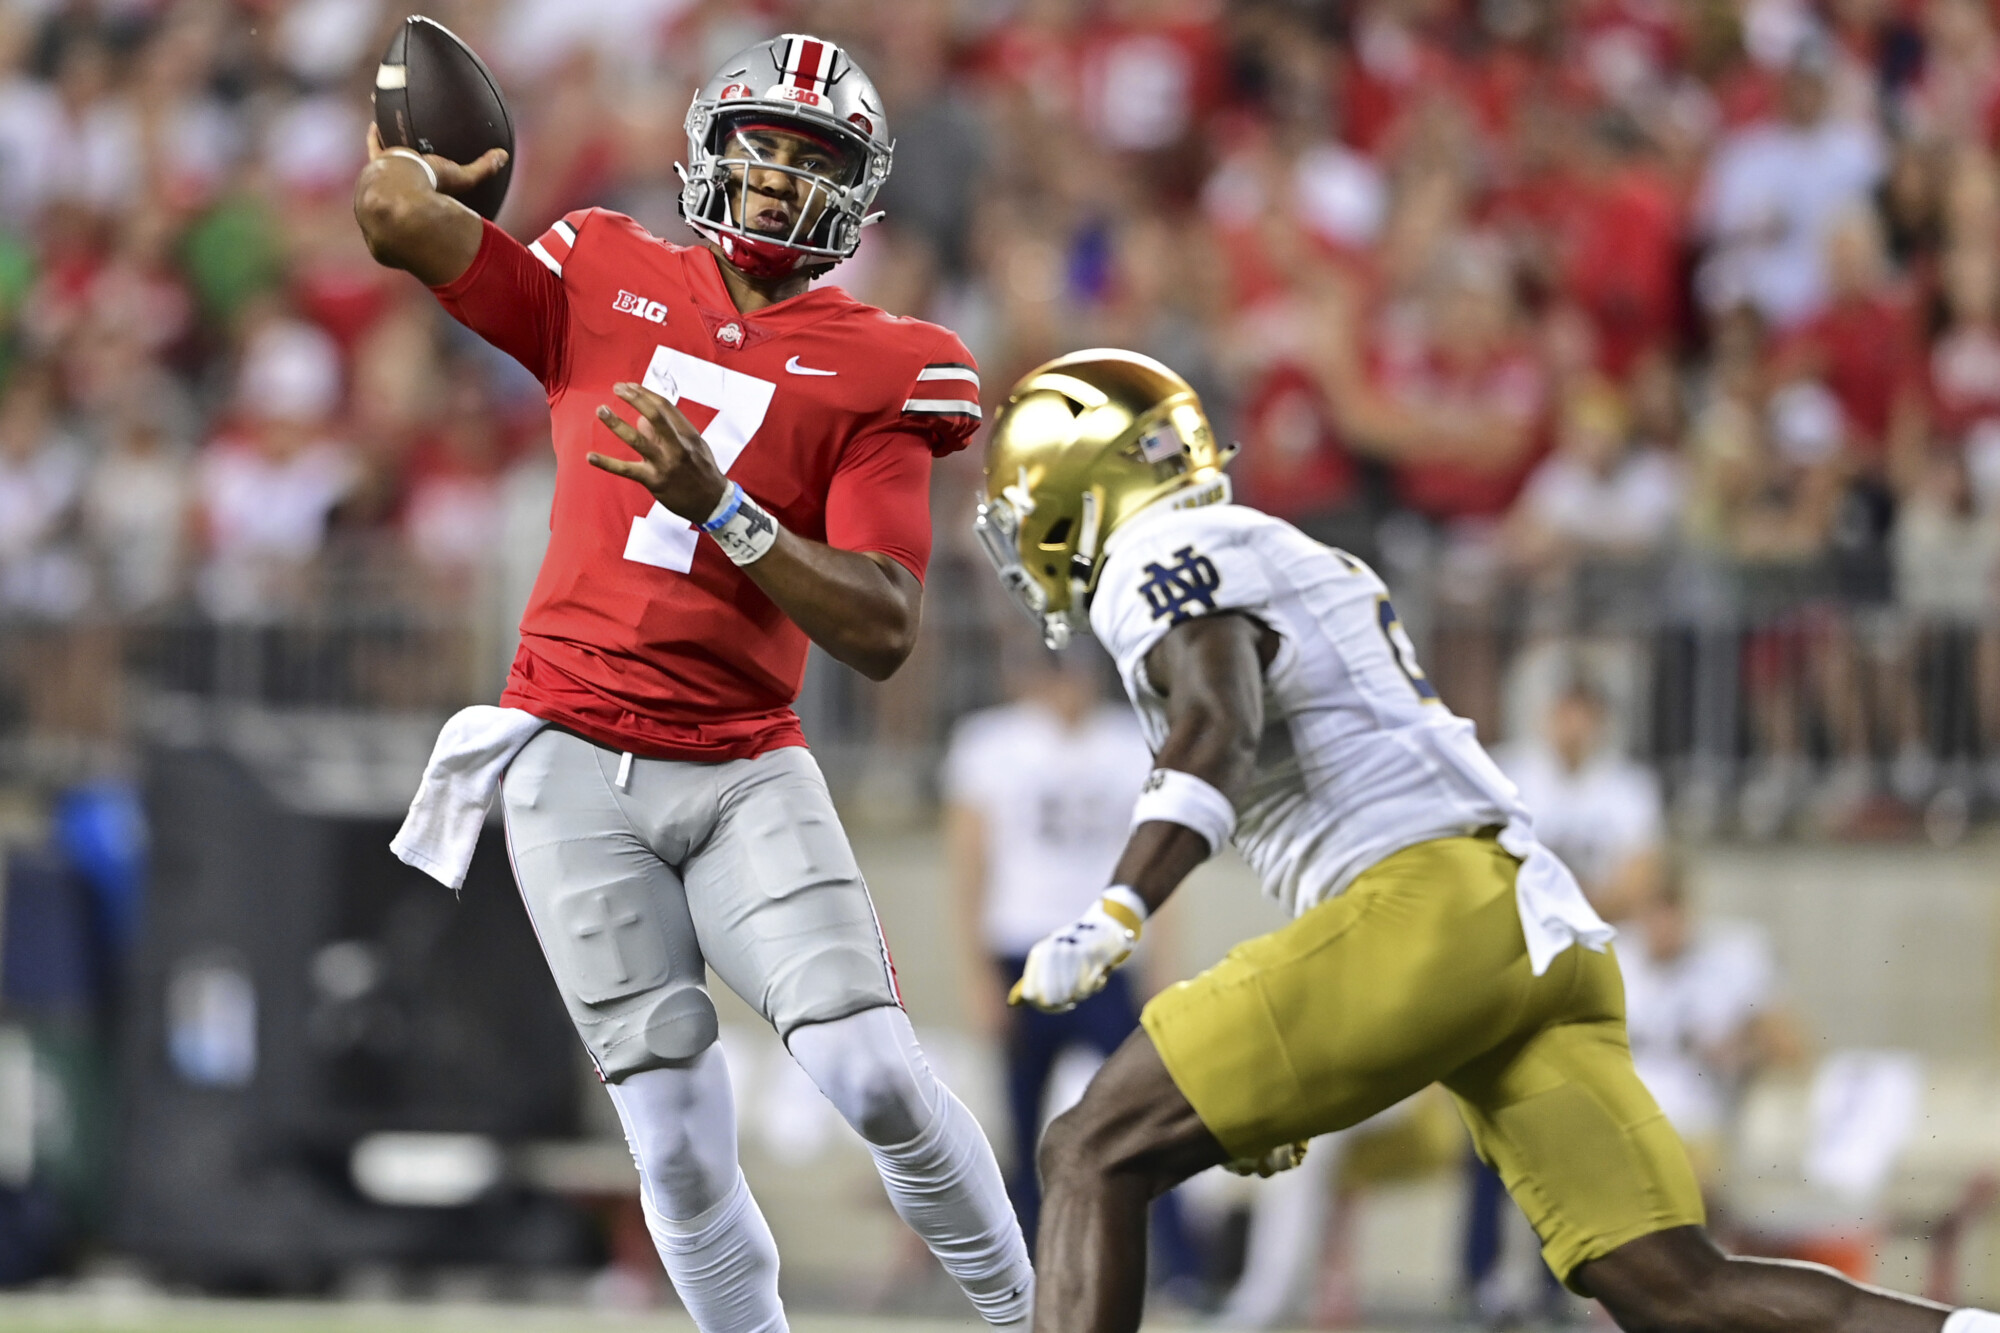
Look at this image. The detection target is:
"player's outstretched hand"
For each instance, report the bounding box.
[589,382,730,523]
[365,122,509,199]
[1009,900,1138,1013]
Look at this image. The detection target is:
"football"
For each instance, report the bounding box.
[373,15,515,222]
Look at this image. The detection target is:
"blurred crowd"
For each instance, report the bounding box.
[3,0,2000,831]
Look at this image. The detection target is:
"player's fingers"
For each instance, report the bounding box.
[585,451,649,481]
[613,382,690,448]
[615,381,701,446]
[459,147,510,184]
[593,404,659,457]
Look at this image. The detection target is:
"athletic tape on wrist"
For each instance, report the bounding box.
[698,481,779,565]
[1130,767,1235,855]
[382,147,438,192]
[1099,885,1148,936]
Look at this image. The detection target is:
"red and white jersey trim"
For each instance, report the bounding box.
[905,362,981,418]
[529,218,579,277]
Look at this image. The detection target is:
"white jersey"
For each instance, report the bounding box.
[1089,503,1611,971]
[1620,918,1777,1140]
[943,701,1154,955]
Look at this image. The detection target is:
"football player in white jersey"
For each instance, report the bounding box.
[974,349,1997,1333]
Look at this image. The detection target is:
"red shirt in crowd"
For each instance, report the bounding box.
[1773,289,1927,458]
[431,210,978,762]
[1378,342,1551,522]
[1231,362,1361,521]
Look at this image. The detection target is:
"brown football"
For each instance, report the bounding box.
[372,15,515,222]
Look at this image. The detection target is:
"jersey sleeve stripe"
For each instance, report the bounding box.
[916,364,980,386]
[527,239,564,277]
[551,219,577,247]
[904,398,982,417]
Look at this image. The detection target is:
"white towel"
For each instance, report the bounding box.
[391,705,548,890]
[1496,819,1615,976]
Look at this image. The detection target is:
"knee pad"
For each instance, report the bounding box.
[639,984,721,1064]
[787,1005,938,1147]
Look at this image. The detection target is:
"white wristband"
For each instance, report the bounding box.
[382,146,438,192]
[1131,768,1235,855]
[699,481,779,565]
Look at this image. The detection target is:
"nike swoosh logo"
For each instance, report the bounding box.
[785,356,837,376]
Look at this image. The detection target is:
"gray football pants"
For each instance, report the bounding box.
[500,728,900,1081]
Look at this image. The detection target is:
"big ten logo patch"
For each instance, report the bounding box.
[614,290,669,324]
[1137,546,1222,625]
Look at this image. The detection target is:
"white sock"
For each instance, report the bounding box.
[648,1171,787,1333]
[788,1006,1033,1325]
[606,1050,787,1333]
[869,1083,1035,1322]
[1945,1313,2000,1333]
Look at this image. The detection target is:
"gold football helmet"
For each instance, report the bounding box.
[976,349,1232,648]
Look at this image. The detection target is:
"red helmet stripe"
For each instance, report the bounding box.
[792,37,826,89]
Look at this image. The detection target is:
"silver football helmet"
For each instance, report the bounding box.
[679,34,892,274]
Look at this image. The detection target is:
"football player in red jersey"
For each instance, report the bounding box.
[356,35,1030,1332]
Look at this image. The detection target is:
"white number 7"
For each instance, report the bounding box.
[620,346,776,574]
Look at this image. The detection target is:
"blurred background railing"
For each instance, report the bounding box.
[2,543,1992,846]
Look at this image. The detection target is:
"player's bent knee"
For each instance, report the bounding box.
[1580,1228,1730,1333]
[1036,1106,1093,1188]
[1037,1094,1139,1190]
[840,1059,927,1145]
[787,1006,935,1147]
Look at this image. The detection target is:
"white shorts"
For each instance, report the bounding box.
[500,728,900,1081]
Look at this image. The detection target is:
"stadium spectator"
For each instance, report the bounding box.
[1496,670,1666,922]
[400,359,510,598]
[4,0,2000,835]
[0,362,88,618]
[1621,864,1803,1198]
[1892,443,2000,807]
[1729,379,1852,837]
[193,313,353,620]
[1697,44,1885,328]
[1502,375,1684,586]
[81,369,195,613]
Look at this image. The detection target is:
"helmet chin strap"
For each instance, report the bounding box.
[715,230,807,279]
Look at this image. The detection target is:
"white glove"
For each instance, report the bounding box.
[1009,899,1139,1013]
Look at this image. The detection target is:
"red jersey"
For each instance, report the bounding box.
[431,210,979,762]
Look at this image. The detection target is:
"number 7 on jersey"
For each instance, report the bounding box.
[621,346,776,574]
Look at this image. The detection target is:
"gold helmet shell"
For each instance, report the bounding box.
[975,349,1232,648]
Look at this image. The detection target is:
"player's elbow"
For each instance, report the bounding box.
[353,175,428,267]
[848,618,917,682]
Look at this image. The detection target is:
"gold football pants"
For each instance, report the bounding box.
[1141,832,1702,1285]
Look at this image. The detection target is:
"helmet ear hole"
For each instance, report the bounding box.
[1038,516,1073,549]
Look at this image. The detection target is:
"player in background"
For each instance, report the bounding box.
[942,653,1203,1296]
[359,35,1029,1332]
[973,348,2000,1333]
